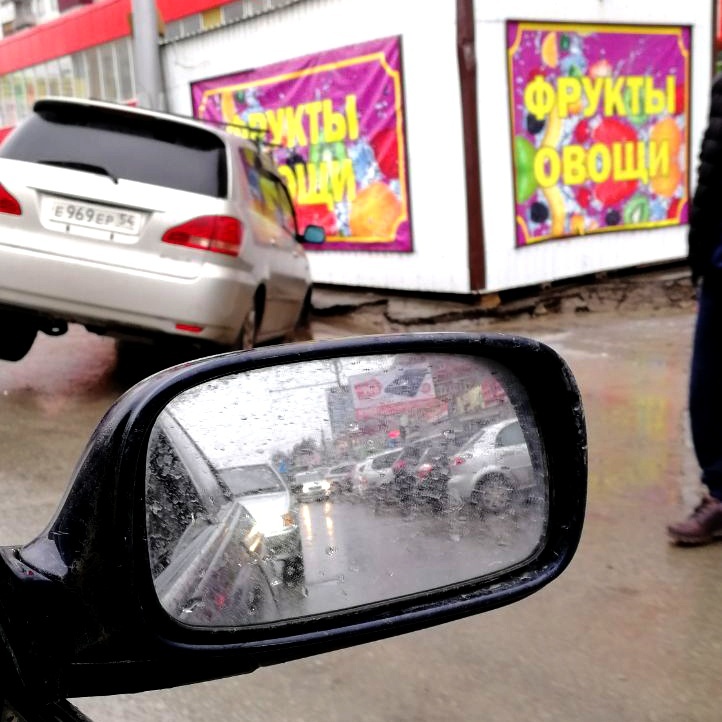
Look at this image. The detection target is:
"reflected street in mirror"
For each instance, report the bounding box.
[145,352,549,627]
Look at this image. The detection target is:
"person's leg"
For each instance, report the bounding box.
[689,280,722,498]
[669,279,722,544]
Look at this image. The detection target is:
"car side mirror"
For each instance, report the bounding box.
[299,224,325,244]
[0,333,586,702]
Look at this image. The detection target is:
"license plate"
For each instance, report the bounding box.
[46,198,143,236]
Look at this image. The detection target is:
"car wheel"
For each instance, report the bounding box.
[470,473,515,516]
[282,556,305,588]
[292,289,314,342]
[429,491,450,515]
[373,488,386,514]
[0,315,37,361]
[238,307,256,351]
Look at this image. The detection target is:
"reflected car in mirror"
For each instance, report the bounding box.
[325,462,356,497]
[351,447,402,497]
[216,463,305,589]
[147,411,279,626]
[292,468,332,502]
[447,419,537,516]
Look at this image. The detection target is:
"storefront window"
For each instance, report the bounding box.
[116,39,135,101]
[35,64,49,100]
[23,68,37,108]
[59,56,75,97]
[99,43,118,100]
[11,73,27,120]
[71,52,89,98]
[84,48,102,99]
[0,76,14,126]
[46,59,61,96]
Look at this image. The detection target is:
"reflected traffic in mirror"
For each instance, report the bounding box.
[145,352,549,627]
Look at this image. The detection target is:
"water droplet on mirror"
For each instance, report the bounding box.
[181,598,203,614]
[325,546,337,556]
[271,579,282,587]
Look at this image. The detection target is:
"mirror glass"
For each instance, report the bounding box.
[145,352,549,627]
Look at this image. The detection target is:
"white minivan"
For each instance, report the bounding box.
[0,97,324,360]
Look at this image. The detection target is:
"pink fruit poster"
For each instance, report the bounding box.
[507,22,690,246]
[192,37,412,252]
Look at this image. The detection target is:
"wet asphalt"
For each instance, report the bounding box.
[0,275,718,721]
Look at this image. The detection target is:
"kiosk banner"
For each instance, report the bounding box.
[192,36,412,252]
[507,22,690,246]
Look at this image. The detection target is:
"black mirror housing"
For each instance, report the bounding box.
[0,333,586,701]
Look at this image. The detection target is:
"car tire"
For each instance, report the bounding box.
[0,315,37,362]
[238,307,257,351]
[373,493,383,515]
[470,473,515,516]
[291,289,314,343]
[282,556,305,588]
[429,491,450,515]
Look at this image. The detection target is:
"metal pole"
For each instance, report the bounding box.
[131,0,166,111]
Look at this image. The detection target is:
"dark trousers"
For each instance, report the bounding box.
[690,279,722,499]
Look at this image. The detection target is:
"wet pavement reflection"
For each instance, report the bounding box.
[1,307,719,720]
[272,497,545,621]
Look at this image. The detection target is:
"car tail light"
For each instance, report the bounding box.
[0,183,21,215]
[393,460,406,472]
[162,216,243,256]
[453,452,473,466]
[417,463,432,480]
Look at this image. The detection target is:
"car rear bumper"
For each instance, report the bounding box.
[0,235,255,345]
[297,490,330,502]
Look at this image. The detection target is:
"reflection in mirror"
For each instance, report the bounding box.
[145,353,548,627]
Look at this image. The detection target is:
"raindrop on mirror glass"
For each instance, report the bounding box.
[181,598,203,614]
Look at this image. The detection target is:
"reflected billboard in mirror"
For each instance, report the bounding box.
[145,352,549,627]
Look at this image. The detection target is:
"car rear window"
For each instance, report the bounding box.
[0,102,228,198]
[220,465,286,496]
[497,421,524,447]
[330,464,354,474]
[372,450,401,469]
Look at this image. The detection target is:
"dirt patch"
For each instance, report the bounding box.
[311,264,696,336]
